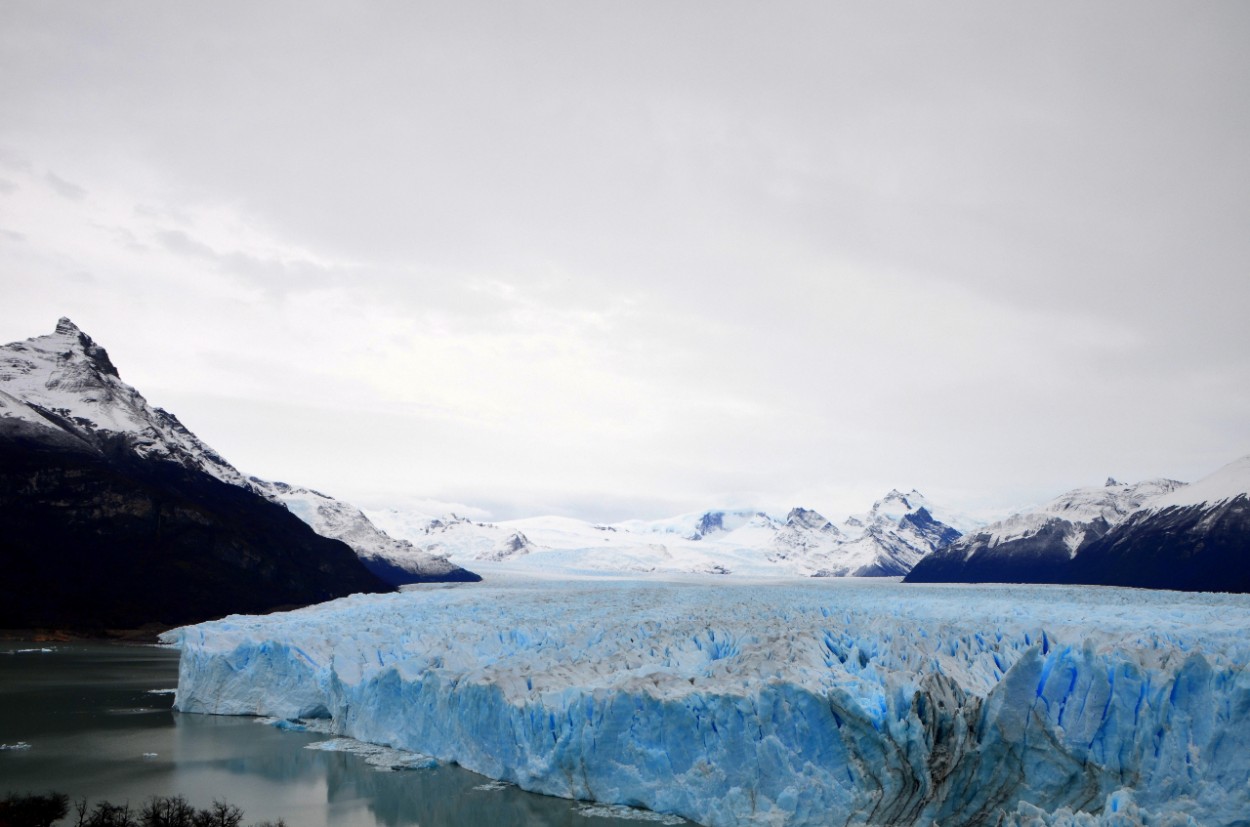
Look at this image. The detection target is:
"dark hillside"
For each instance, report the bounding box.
[0,421,391,632]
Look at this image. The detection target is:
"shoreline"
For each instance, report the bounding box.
[0,624,172,644]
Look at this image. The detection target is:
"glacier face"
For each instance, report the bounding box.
[165,578,1250,827]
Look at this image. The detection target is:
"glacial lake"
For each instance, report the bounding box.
[0,642,685,826]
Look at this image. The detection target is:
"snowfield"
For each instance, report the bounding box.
[364,490,979,579]
[164,577,1250,827]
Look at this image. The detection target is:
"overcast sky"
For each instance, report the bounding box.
[2,1,1248,522]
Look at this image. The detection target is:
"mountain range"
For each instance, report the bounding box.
[365,490,976,577]
[3,317,1247,634]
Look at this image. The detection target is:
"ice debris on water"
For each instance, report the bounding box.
[472,781,512,792]
[163,578,1250,827]
[1000,790,1200,827]
[147,688,177,695]
[257,716,334,734]
[575,803,689,824]
[305,737,437,771]
[0,741,32,750]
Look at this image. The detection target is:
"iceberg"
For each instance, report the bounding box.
[163,578,1250,827]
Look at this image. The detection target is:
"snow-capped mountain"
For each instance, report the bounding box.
[0,318,249,488]
[0,319,473,613]
[822,490,965,576]
[250,480,477,583]
[1,319,482,632]
[0,320,398,629]
[1068,456,1250,592]
[367,489,966,578]
[904,460,1250,594]
[905,477,1186,585]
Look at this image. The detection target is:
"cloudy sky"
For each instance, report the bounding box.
[2,2,1248,522]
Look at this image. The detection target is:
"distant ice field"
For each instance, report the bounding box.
[166,576,1250,827]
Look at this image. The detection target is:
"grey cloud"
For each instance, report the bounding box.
[153,228,339,291]
[44,171,86,200]
[2,1,1248,519]
[0,147,32,173]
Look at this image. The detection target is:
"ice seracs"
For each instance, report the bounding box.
[165,578,1250,827]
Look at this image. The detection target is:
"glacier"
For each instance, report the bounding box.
[164,577,1250,827]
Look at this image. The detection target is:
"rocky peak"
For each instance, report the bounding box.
[786,507,836,533]
[54,317,81,336]
[693,511,725,538]
[53,317,120,379]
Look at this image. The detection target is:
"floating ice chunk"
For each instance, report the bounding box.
[1001,789,1200,827]
[576,803,690,824]
[305,737,437,771]
[257,717,308,732]
[0,741,32,750]
[257,716,333,734]
[472,781,512,792]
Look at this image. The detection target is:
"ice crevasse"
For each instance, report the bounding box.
[163,579,1250,827]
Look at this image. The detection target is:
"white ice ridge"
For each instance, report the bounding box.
[163,578,1250,827]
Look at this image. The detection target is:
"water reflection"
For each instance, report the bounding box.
[0,644,685,826]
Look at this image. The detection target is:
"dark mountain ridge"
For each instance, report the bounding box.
[906,461,1249,593]
[0,319,400,633]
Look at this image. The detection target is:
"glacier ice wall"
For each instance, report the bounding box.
[164,579,1250,827]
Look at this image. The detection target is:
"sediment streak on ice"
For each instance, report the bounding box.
[163,578,1250,827]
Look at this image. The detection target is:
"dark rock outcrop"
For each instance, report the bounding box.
[0,421,391,631]
[1067,496,1250,593]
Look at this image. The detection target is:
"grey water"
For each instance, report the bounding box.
[0,642,683,826]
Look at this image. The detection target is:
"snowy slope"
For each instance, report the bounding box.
[1141,455,1250,511]
[165,577,1250,827]
[367,492,966,578]
[250,480,477,584]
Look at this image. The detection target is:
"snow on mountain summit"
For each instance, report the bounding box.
[904,476,1188,586]
[0,317,249,488]
[1141,455,1250,511]
[957,477,1185,556]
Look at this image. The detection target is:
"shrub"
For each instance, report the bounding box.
[0,791,69,827]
